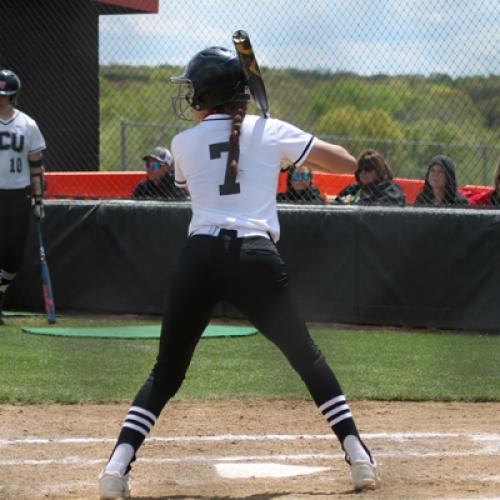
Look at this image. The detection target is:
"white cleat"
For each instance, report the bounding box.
[350,460,381,490]
[98,470,131,499]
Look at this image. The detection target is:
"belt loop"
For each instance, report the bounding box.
[218,229,238,239]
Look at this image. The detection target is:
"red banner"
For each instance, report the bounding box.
[95,0,158,13]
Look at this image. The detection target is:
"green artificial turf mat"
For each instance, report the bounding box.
[22,323,257,339]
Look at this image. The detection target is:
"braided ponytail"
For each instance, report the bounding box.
[226,107,245,183]
[213,102,247,195]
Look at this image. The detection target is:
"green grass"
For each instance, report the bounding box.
[0,315,499,403]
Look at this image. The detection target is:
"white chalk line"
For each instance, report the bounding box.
[1,431,499,469]
[1,431,499,447]
[1,432,499,498]
[1,448,500,467]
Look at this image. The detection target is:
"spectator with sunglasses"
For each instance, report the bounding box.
[277,165,326,204]
[132,147,188,201]
[333,149,405,206]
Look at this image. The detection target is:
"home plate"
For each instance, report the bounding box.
[215,462,331,479]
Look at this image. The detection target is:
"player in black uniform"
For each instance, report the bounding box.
[98,47,380,498]
[0,69,46,324]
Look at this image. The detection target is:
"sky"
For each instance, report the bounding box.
[99,0,500,76]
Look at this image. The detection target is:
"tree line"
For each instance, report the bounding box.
[100,65,499,185]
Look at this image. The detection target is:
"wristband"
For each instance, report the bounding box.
[29,158,44,168]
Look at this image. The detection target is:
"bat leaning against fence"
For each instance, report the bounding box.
[232,29,270,118]
[35,219,56,324]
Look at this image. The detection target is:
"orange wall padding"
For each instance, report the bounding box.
[46,171,488,205]
[394,178,425,204]
[45,172,146,199]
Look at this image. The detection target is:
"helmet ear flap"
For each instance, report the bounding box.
[195,88,217,109]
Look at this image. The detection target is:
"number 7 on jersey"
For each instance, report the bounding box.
[210,142,240,195]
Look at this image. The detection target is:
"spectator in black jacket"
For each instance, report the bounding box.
[132,147,188,201]
[414,155,469,207]
[333,149,405,206]
[276,165,326,204]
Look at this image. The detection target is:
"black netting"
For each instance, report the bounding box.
[1,1,498,207]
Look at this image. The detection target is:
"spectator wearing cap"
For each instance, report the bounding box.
[132,147,188,201]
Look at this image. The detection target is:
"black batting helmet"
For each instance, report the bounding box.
[0,69,21,106]
[170,46,250,120]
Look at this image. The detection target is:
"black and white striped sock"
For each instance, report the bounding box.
[319,394,352,426]
[105,405,157,475]
[318,395,372,463]
[122,405,157,437]
[319,394,356,441]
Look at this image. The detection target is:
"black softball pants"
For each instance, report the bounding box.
[0,187,32,274]
[132,230,344,416]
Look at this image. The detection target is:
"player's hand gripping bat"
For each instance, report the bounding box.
[232,29,270,118]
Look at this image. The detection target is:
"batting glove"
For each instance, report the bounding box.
[33,199,45,220]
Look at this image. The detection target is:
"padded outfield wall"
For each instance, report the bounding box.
[7,203,500,331]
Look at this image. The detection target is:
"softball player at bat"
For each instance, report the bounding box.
[0,69,46,325]
[99,47,380,498]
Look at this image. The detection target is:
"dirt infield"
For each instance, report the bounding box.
[0,400,499,499]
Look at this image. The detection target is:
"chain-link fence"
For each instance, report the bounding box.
[27,1,500,204]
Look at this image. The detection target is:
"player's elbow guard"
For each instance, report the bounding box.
[29,159,46,219]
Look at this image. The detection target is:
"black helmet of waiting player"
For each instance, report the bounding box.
[0,69,21,106]
[170,46,250,120]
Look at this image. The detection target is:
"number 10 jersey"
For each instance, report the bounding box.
[0,110,46,190]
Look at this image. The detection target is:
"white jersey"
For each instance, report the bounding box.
[172,114,315,242]
[0,110,46,189]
